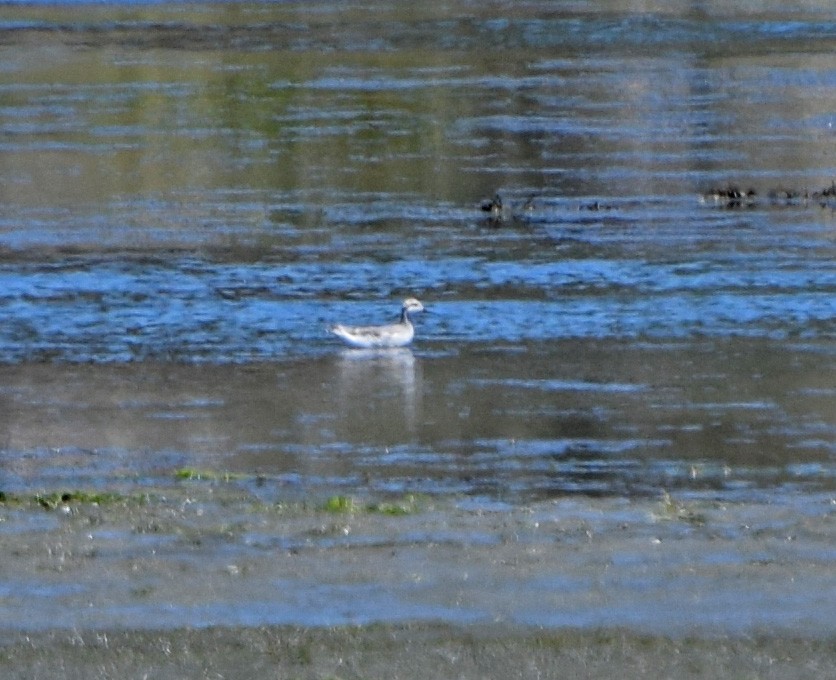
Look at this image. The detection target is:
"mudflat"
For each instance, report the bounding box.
[2,483,835,678]
[4,624,836,680]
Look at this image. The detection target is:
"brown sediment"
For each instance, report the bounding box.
[2,623,836,680]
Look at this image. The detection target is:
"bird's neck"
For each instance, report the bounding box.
[400,308,412,324]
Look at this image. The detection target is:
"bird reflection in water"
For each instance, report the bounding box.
[333,348,420,441]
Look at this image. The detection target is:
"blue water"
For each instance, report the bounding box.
[1,1,836,639]
[0,0,834,498]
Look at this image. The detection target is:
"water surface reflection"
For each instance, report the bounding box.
[0,1,833,504]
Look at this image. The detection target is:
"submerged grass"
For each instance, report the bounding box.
[2,471,430,520]
[174,468,250,482]
[323,495,356,513]
[322,494,425,516]
[655,491,708,525]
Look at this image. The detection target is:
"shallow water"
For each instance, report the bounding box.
[0,0,835,633]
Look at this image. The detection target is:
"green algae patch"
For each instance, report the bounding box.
[322,495,356,513]
[322,494,425,515]
[367,494,426,516]
[174,468,250,482]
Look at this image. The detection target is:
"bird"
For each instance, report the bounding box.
[328,298,426,349]
[480,193,504,217]
[480,192,536,224]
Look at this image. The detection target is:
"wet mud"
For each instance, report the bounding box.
[4,624,836,680]
[1,483,835,634]
[2,485,836,677]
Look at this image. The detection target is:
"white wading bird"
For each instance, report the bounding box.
[329,298,426,348]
